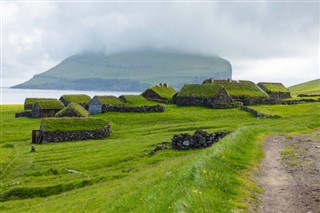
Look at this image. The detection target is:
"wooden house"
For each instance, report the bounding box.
[31,100,64,118]
[88,96,124,114]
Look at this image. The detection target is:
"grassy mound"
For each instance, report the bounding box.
[214,80,268,97]
[289,79,320,96]
[55,103,89,117]
[148,85,177,100]
[40,118,108,132]
[120,95,158,106]
[36,100,64,109]
[258,82,289,93]
[178,84,222,97]
[60,94,91,103]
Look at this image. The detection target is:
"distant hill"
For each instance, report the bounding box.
[13,50,232,92]
[289,79,320,96]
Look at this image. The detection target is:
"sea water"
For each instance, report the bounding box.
[0,88,139,104]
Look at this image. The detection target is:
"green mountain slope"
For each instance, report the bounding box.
[289,79,320,96]
[13,50,232,91]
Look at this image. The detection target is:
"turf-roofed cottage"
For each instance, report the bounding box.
[206,80,269,105]
[24,98,56,110]
[174,84,232,107]
[257,82,291,100]
[88,96,124,114]
[59,94,91,109]
[32,118,111,143]
[31,100,65,118]
[55,103,89,117]
[142,83,177,102]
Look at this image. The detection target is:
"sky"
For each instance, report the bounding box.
[1,1,319,87]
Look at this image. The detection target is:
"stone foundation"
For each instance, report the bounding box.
[172,130,230,150]
[240,106,280,118]
[102,105,165,113]
[15,111,32,118]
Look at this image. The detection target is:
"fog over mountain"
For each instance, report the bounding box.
[2,1,319,87]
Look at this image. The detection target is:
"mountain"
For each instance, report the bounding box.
[13,50,232,92]
[289,79,320,96]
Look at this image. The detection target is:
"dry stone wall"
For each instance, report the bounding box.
[240,106,280,118]
[15,111,32,118]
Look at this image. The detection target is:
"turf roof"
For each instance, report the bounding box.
[177,84,222,97]
[40,118,108,132]
[148,85,177,100]
[25,98,56,106]
[214,80,268,97]
[96,96,124,105]
[55,103,89,117]
[258,82,289,93]
[35,100,65,109]
[120,95,158,106]
[60,94,91,103]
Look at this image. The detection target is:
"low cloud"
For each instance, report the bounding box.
[2,1,319,87]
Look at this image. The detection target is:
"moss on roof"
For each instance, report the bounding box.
[120,95,158,106]
[258,82,289,93]
[214,80,268,97]
[96,96,124,105]
[40,118,108,132]
[35,100,65,109]
[25,98,56,106]
[177,84,222,97]
[55,103,89,117]
[148,85,177,100]
[60,94,91,103]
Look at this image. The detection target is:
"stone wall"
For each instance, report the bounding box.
[298,94,320,97]
[102,105,165,113]
[35,126,112,143]
[172,130,230,150]
[240,106,280,118]
[268,92,291,100]
[15,111,32,118]
[142,89,163,101]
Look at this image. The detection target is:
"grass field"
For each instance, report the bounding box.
[289,79,320,96]
[0,101,319,212]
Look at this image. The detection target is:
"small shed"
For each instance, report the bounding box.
[55,103,89,117]
[31,100,64,118]
[32,118,111,143]
[257,82,291,100]
[88,96,124,114]
[24,98,56,110]
[142,84,176,102]
[175,84,232,107]
[59,94,91,109]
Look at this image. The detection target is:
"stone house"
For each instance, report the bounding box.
[142,83,177,102]
[59,94,91,109]
[24,98,56,110]
[174,84,232,107]
[88,96,124,114]
[32,118,111,144]
[257,82,291,100]
[31,100,65,118]
[55,103,89,117]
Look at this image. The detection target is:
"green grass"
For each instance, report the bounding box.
[120,95,159,106]
[148,85,177,100]
[35,100,64,109]
[0,102,319,212]
[60,94,91,103]
[55,103,89,117]
[177,84,221,97]
[215,80,268,97]
[289,79,320,96]
[258,82,289,93]
[95,96,124,105]
[24,98,56,109]
[40,118,108,132]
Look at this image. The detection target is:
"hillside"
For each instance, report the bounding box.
[289,79,320,96]
[13,50,232,92]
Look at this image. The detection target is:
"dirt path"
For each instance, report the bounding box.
[257,131,320,213]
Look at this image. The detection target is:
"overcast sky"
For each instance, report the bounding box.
[2,1,319,87]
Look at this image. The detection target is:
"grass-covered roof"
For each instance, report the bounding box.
[120,95,158,106]
[25,98,56,106]
[35,100,65,109]
[258,82,289,93]
[60,94,91,103]
[177,84,222,97]
[56,103,89,117]
[96,96,124,105]
[214,80,268,97]
[40,118,108,132]
[148,85,177,100]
